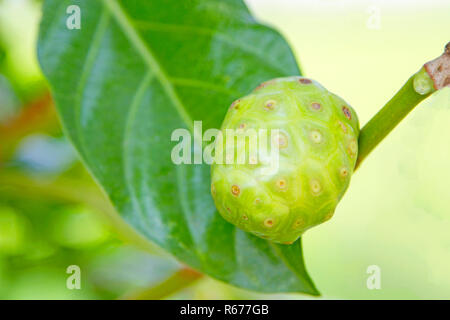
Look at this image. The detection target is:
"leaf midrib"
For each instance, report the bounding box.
[101,0,195,132]
[103,0,204,265]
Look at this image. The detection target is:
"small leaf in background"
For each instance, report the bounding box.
[38,0,318,294]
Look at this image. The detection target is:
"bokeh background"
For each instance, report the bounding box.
[0,0,449,299]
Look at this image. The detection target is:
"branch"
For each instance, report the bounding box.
[424,42,450,90]
[356,42,450,169]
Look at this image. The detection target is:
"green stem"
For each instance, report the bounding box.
[355,75,431,169]
[356,42,450,169]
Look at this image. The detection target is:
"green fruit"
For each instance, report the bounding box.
[211,76,359,244]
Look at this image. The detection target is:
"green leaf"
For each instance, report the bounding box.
[37,0,319,294]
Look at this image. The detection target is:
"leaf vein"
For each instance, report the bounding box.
[133,19,288,75]
[74,7,110,165]
[102,0,195,132]
[123,71,155,236]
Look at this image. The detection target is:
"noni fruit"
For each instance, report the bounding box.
[210,76,359,244]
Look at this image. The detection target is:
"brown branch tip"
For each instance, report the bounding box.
[424,42,450,90]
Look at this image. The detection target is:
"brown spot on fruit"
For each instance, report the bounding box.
[340,167,349,178]
[211,184,216,195]
[230,99,240,109]
[311,102,321,110]
[310,130,322,144]
[299,78,312,84]
[274,132,288,149]
[264,99,276,110]
[342,106,352,120]
[239,123,246,129]
[276,179,287,190]
[264,218,274,228]
[348,139,358,157]
[254,198,261,205]
[254,80,275,91]
[242,215,248,221]
[231,185,240,196]
[293,218,304,229]
[254,83,265,91]
[338,121,348,133]
[310,179,322,195]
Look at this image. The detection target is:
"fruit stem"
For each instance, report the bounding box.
[355,75,430,169]
[355,42,450,170]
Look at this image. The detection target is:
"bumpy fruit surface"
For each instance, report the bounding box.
[211,76,359,244]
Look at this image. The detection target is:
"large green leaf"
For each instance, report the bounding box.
[37,0,319,294]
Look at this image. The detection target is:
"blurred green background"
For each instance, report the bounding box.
[0,0,449,299]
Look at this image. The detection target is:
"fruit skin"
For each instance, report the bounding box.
[211,76,359,244]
